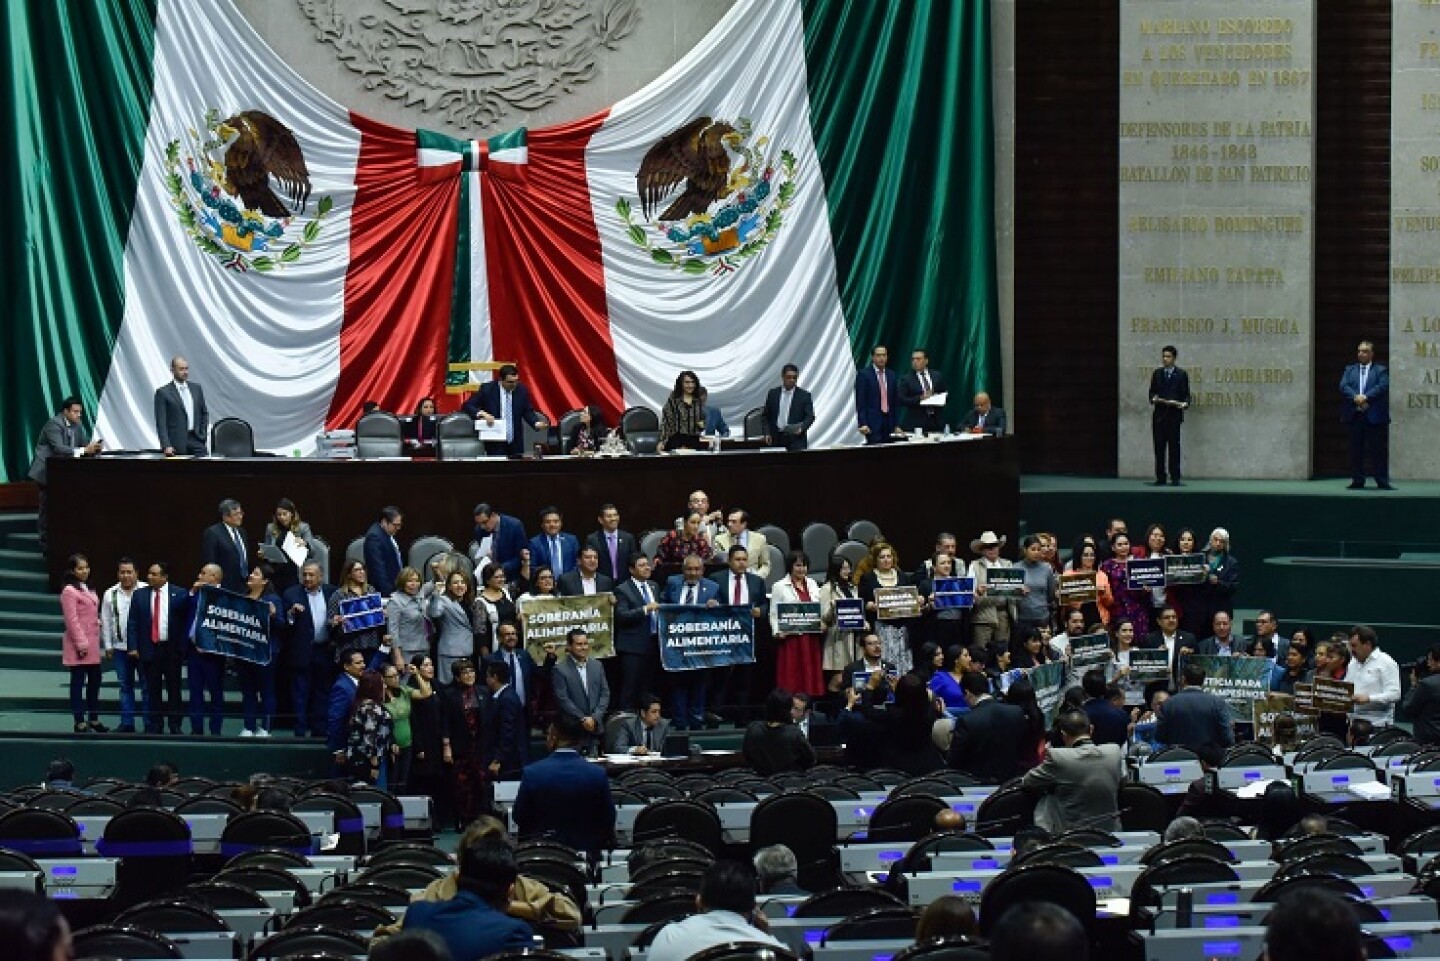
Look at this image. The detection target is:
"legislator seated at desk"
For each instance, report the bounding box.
[611,695,672,756]
[960,392,1005,437]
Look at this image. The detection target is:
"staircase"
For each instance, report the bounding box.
[0,513,71,713]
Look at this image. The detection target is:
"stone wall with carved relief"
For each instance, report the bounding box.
[235,0,735,134]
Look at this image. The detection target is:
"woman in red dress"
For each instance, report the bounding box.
[769,551,823,696]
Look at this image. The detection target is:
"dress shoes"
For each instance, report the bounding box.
[1347,482,1366,490]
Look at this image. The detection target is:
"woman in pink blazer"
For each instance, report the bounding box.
[60,552,106,733]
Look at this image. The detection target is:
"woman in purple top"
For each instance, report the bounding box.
[1099,532,1151,638]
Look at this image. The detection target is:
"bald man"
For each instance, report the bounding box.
[186,563,228,735]
[961,393,1006,437]
[154,355,210,455]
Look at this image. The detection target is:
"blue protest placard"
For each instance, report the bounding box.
[658,605,755,672]
[338,593,384,633]
[192,585,274,665]
[1126,557,1166,589]
[933,576,974,610]
[835,597,867,631]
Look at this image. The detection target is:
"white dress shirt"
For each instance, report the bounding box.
[1346,646,1401,726]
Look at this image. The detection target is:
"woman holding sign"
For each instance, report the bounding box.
[327,560,387,672]
[771,551,824,696]
[1196,527,1241,638]
[860,542,917,674]
[819,556,862,694]
[918,553,967,652]
[237,563,283,736]
[1099,532,1151,639]
[1063,538,1111,629]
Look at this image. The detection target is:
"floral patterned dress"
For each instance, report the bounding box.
[1100,557,1151,638]
[344,699,394,785]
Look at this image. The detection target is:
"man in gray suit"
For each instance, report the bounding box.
[154,356,209,455]
[550,628,609,753]
[1021,709,1123,833]
[28,395,103,553]
[1156,661,1235,752]
[610,693,672,755]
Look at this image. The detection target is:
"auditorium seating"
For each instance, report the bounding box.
[211,416,258,458]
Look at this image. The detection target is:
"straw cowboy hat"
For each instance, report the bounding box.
[969,531,1007,552]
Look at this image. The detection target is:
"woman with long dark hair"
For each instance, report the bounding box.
[406,654,447,818]
[264,497,315,594]
[1063,536,1111,629]
[327,559,386,670]
[1100,532,1151,638]
[1008,626,1052,670]
[1004,674,1047,770]
[929,644,975,715]
[60,552,105,733]
[428,569,478,685]
[819,555,860,693]
[841,672,946,774]
[343,670,394,787]
[657,370,706,452]
[567,405,607,453]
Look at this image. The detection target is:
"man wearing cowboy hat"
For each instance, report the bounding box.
[966,531,1014,653]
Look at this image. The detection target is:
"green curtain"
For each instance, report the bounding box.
[1,0,155,483]
[802,0,1001,413]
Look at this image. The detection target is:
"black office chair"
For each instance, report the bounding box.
[1056,828,1121,848]
[893,935,992,961]
[1149,746,1200,762]
[223,846,313,871]
[694,787,760,804]
[1276,832,1364,862]
[1118,782,1171,833]
[978,864,1095,937]
[973,783,1037,836]
[621,406,661,454]
[807,784,862,801]
[367,840,455,868]
[892,777,960,799]
[517,855,590,911]
[169,776,218,796]
[97,806,194,906]
[173,795,244,816]
[619,890,696,924]
[1010,841,1104,869]
[437,411,485,459]
[288,895,397,931]
[689,942,800,961]
[211,417,256,457]
[357,861,443,894]
[820,906,919,942]
[63,795,125,817]
[355,410,403,458]
[181,880,272,911]
[836,774,885,793]
[219,810,314,859]
[866,794,949,843]
[1199,819,1250,841]
[317,880,409,912]
[114,898,231,936]
[1130,856,1241,912]
[631,856,714,886]
[1315,752,1378,771]
[629,870,707,900]
[249,925,370,960]
[791,886,905,919]
[751,790,841,893]
[71,923,182,960]
[631,798,723,854]
[1273,852,1372,880]
[291,792,367,856]
[0,847,42,889]
[1139,837,1237,867]
[1252,872,1362,902]
[0,807,83,857]
[625,780,687,802]
[214,863,314,909]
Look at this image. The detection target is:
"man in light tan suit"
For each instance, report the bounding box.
[713,508,770,580]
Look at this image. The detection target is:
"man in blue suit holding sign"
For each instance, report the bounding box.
[663,555,721,731]
[1340,340,1393,490]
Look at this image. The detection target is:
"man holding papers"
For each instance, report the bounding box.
[898,348,948,434]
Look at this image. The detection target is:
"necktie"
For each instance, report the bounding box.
[878,369,889,414]
[607,533,618,576]
[1165,368,1172,381]
[63,425,74,448]
[641,582,657,633]
[551,536,562,570]
[502,390,513,442]
[646,726,654,751]
[733,576,742,605]
[231,527,246,570]
[978,413,986,428]
[920,371,931,393]
[151,591,161,643]
[685,585,696,606]
[510,652,523,702]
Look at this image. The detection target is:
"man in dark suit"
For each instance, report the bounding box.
[153,355,209,456]
[613,554,661,713]
[1196,610,1252,657]
[854,345,899,444]
[663,555,722,730]
[487,621,537,722]
[128,560,191,734]
[462,363,548,457]
[586,504,636,582]
[326,648,366,772]
[473,503,528,580]
[281,561,338,737]
[512,714,616,855]
[1080,668,1129,748]
[200,498,250,594]
[363,506,404,598]
[527,506,580,577]
[612,693,673,755]
[843,633,898,708]
[1021,709,1123,833]
[1156,661,1235,753]
[550,628,609,752]
[1340,339,1393,489]
[482,660,527,779]
[960,392,1006,436]
[898,348,949,433]
[557,546,614,598]
[948,671,1027,783]
[1139,606,1197,681]
[1149,345,1192,486]
[709,544,769,718]
[763,363,816,451]
[28,395,104,553]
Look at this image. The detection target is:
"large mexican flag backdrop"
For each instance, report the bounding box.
[3,0,998,479]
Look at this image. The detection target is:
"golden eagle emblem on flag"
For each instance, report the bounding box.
[163,108,333,273]
[616,116,796,277]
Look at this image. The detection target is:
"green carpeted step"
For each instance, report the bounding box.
[4,568,48,590]
[0,645,63,670]
[0,547,46,575]
[0,627,62,651]
[0,588,61,616]
[0,609,63,632]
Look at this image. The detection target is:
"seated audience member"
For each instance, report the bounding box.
[1254,781,1305,842]
[934,809,967,833]
[1163,815,1206,843]
[1347,717,1374,749]
[1080,667,1129,747]
[401,836,533,959]
[990,902,1087,961]
[647,860,787,961]
[1198,611,1250,657]
[43,758,85,793]
[0,891,72,961]
[369,930,451,961]
[1263,890,1364,961]
[145,761,180,787]
[512,715,616,856]
[373,817,582,944]
[1176,741,1230,820]
[742,688,817,775]
[916,894,980,942]
[753,844,808,896]
[1297,813,1330,836]
[126,787,165,808]
[843,632,899,707]
[612,693,671,755]
[1021,709,1122,833]
[1011,826,1051,857]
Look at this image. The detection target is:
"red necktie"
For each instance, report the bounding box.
[733,576,742,605]
[151,591,161,643]
[878,370,889,414]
